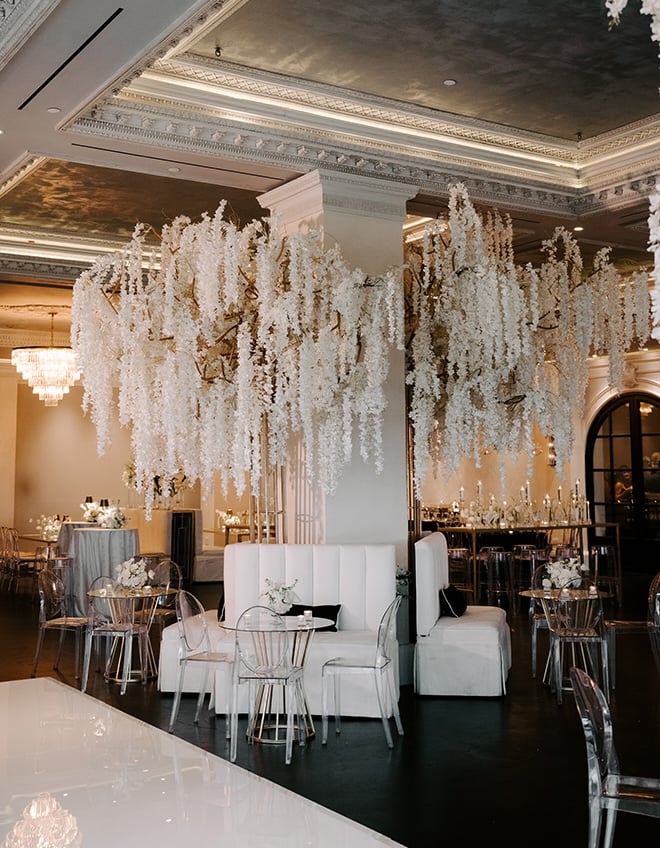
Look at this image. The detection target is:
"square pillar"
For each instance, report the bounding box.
[259,170,417,565]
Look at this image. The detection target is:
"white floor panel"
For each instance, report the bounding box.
[0,678,403,847]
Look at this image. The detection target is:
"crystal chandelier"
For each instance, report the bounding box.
[11,312,80,406]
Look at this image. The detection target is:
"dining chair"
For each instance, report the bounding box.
[321,595,403,749]
[541,575,609,705]
[168,589,232,733]
[569,666,660,848]
[31,568,88,678]
[147,558,182,638]
[80,575,150,696]
[589,543,622,608]
[529,564,552,679]
[604,570,660,688]
[230,605,306,766]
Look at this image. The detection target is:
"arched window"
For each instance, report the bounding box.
[586,393,660,574]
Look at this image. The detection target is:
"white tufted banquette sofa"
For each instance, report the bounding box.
[414,532,512,696]
[158,542,398,717]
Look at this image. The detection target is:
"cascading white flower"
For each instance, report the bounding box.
[405,183,652,498]
[71,208,403,513]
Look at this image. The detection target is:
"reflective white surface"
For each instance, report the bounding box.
[0,678,402,847]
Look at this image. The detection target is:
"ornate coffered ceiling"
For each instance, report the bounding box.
[0,0,659,346]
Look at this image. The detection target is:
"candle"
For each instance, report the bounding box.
[575,479,580,498]
[557,486,562,502]
[477,480,482,501]
[525,480,530,503]
[459,486,464,503]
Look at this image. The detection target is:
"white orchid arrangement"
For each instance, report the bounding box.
[261,578,299,614]
[217,510,241,527]
[115,557,154,589]
[542,558,588,591]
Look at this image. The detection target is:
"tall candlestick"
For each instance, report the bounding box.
[459,486,464,503]
[477,480,482,501]
[557,486,562,503]
[575,479,580,498]
[525,480,530,504]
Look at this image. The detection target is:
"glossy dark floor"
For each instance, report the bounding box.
[2,573,659,848]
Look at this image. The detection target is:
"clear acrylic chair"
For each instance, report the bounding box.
[570,666,660,848]
[589,543,622,608]
[148,558,182,637]
[230,605,306,766]
[80,575,150,696]
[447,547,474,600]
[168,589,232,733]
[321,595,403,749]
[530,563,552,679]
[605,571,660,688]
[31,568,88,678]
[541,574,609,705]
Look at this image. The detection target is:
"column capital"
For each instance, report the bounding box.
[258,169,418,229]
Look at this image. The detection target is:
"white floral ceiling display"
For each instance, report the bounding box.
[71,203,403,511]
[405,184,652,496]
[605,0,660,333]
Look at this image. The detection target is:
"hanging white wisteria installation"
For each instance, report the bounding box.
[605,0,660,332]
[405,183,652,497]
[71,204,403,511]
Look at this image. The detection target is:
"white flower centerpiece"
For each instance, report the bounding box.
[98,504,126,529]
[542,557,588,591]
[261,578,299,614]
[80,500,101,522]
[33,514,62,542]
[115,557,154,591]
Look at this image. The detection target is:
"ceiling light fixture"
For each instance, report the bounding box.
[11,312,80,406]
[443,78,457,86]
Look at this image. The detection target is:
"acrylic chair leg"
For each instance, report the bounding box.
[80,633,93,692]
[375,672,394,748]
[169,662,185,732]
[602,806,617,848]
[195,666,210,723]
[386,668,404,736]
[119,636,132,695]
[54,629,66,670]
[229,682,239,763]
[321,669,329,744]
[31,628,45,677]
[285,682,294,765]
[606,627,616,690]
[333,674,342,735]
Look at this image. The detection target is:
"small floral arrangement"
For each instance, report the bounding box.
[260,578,299,614]
[98,505,126,529]
[80,500,101,522]
[32,514,62,542]
[543,557,588,590]
[217,509,242,527]
[115,557,154,589]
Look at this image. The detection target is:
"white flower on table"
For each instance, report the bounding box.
[542,557,588,591]
[260,578,299,614]
[97,505,126,529]
[115,557,154,590]
[32,514,62,542]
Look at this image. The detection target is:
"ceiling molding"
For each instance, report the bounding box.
[0,251,88,282]
[0,0,61,70]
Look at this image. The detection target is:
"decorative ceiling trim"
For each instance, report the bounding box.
[0,0,61,71]
[0,252,89,282]
[0,154,45,198]
[0,327,71,348]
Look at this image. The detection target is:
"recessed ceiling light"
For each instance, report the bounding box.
[573,225,584,232]
[47,107,61,114]
[443,79,457,86]
[167,167,181,173]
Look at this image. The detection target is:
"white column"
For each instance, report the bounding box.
[258,170,417,566]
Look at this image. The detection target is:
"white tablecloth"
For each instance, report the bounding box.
[65,527,139,615]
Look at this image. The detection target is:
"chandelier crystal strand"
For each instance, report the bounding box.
[11,313,80,406]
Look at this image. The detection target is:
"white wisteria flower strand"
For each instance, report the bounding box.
[405,183,652,497]
[72,206,402,510]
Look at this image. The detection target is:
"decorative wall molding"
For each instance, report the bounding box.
[0,252,87,282]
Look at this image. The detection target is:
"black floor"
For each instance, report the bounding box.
[3,575,660,847]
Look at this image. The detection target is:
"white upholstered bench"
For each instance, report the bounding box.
[158,541,398,717]
[414,532,511,696]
